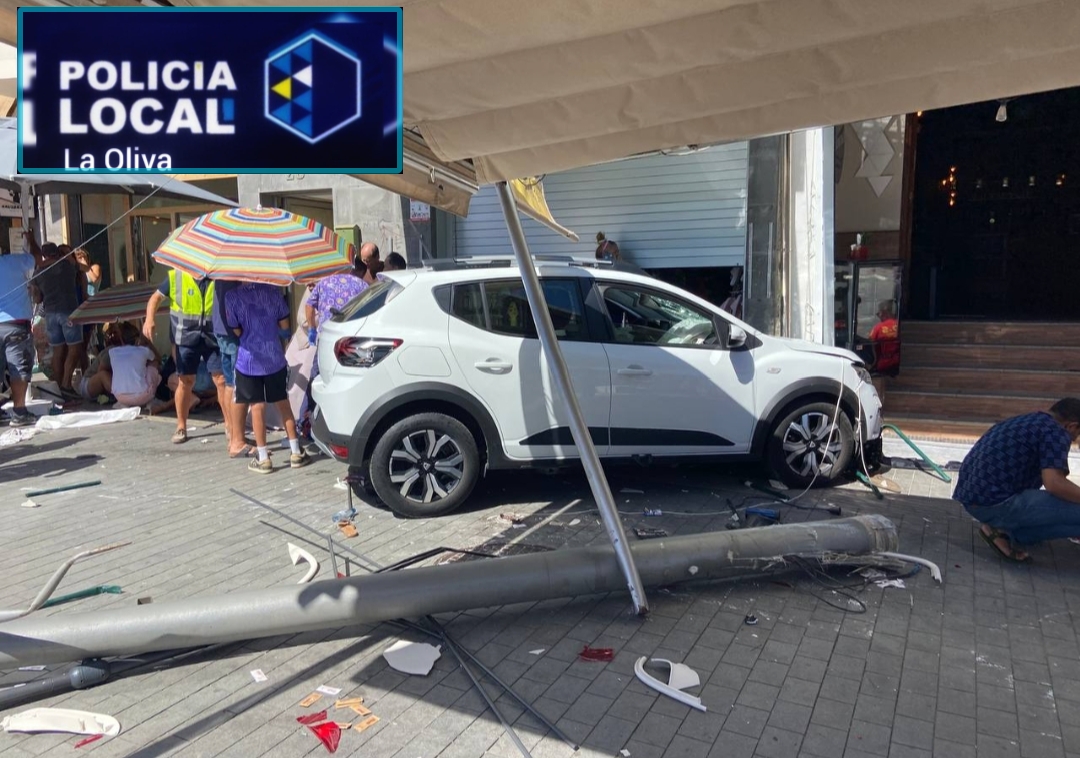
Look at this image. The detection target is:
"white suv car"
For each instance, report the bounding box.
[311,257,883,518]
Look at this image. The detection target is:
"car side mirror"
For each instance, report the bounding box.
[726,325,748,349]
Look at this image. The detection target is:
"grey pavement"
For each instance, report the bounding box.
[1,411,1080,757]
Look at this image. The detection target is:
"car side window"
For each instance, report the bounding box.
[448,279,588,341]
[451,283,486,329]
[600,285,720,347]
[485,279,588,341]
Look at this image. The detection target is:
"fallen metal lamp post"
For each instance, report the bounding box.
[495,180,649,615]
[0,516,897,667]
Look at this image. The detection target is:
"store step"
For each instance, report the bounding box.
[901,343,1080,372]
[903,321,1080,347]
[889,367,1080,396]
[884,390,1057,423]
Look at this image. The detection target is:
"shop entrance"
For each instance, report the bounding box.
[908,88,1080,321]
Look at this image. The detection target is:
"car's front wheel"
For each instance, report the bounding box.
[768,401,854,488]
[369,412,481,518]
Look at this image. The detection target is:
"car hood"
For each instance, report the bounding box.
[772,336,863,364]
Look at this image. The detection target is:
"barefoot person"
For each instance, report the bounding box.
[954,398,1080,562]
[225,282,311,474]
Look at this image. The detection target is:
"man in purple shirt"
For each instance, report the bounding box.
[225,282,310,473]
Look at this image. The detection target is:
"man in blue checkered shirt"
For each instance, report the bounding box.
[954,399,1080,562]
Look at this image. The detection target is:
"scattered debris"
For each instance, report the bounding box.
[338,522,358,538]
[41,585,122,609]
[333,479,349,491]
[20,500,39,509]
[528,649,545,656]
[383,640,442,675]
[744,614,758,626]
[74,734,104,748]
[643,508,662,517]
[620,488,645,494]
[578,646,614,662]
[332,506,356,522]
[317,685,342,696]
[0,427,35,447]
[878,551,943,583]
[200,438,211,444]
[334,722,352,730]
[19,481,101,509]
[299,693,323,708]
[136,597,152,605]
[634,526,668,539]
[288,543,320,584]
[297,710,328,725]
[688,565,699,575]
[307,721,342,753]
[349,704,372,717]
[768,480,789,491]
[875,579,907,589]
[353,715,379,733]
[634,657,706,712]
[1,708,120,737]
[859,568,887,580]
[334,697,363,709]
[250,669,267,683]
[17,666,46,672]
[498,513,525,525]
[620,750,631,757]
[568,519,581,527]
[0,542,130,623]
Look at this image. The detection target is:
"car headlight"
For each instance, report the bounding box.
[853,364,872,386]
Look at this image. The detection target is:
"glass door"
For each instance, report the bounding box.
[851,260,902,369]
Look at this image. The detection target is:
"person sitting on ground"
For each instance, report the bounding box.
[226,281,311,474]
[148,356,218,416]
[954,398,1080,563]
[383,252,407,272]
[78,323,160,408]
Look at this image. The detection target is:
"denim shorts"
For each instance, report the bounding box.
[0,321,33,382]
[45,311,83,346]
[216,334,239,388]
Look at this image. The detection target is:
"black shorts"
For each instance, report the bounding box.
[234,367,288,405]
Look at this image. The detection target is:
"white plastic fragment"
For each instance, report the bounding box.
[879,551,943,583]
[250,669,267,683]
[1,708,120,737]
[568,519,581,527]
[620,750,631,756]
[633,657,706,712]
[383,640,442,676]
[529,649,546,656]
[875,579,906,589]
[688,565,699,575]
[317,685,342,696]
[287,543,319,584]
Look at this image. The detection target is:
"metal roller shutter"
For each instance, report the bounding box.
[454,144,748,269]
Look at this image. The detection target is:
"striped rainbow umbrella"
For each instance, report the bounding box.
[69,281,164,326]
[151,207,355,285]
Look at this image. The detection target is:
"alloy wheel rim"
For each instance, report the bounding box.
[388,429,465,504]
[782,412,843,478]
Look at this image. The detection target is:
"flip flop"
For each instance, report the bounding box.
[978,526,1031,563]
[171,428,188,444]
[229,445,254,459]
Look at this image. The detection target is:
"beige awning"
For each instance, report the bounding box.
[6,0,1080,190]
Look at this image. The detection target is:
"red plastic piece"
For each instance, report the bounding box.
[74,734,104,749]
[296,710,328,725]
[579,645,615,662]
[308,721,342,753]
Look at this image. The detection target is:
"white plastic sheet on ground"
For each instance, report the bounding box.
[34,407,140,430]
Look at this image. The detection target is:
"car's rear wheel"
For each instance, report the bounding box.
[369,412,480,518]
[768,401,854,488]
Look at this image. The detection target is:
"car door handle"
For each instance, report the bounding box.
[475,360,514,373]
[617,366,653,376]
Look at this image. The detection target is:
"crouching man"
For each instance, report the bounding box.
[954,398,1080,563]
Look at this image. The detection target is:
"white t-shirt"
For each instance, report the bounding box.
[109,346,154,395]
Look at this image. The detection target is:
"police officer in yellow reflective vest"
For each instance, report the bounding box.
[143,270,225,444]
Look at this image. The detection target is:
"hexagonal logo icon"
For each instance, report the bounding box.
[265,31,362,144]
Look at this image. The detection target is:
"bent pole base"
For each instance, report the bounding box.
[0,516,899,667]
[495,180,649,615]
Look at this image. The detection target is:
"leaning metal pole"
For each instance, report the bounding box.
[0,516,897,666]
[495,180,648,615]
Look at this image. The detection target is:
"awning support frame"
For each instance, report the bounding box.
[494,180,648,616]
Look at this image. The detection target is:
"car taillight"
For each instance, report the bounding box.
[334,337,402,368]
